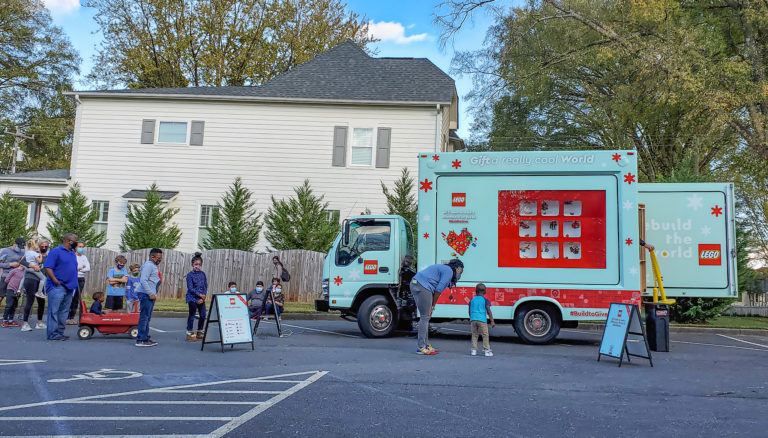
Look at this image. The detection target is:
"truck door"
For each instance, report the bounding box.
[329,219,396,308]
[638,183,737,298]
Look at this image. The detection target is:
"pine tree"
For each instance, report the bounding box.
[381,167,417,227]
[201,177,262,251]
[264,179,338,252]
[45,183,106,247]
[0,191,30,247]
[120,183,181,251]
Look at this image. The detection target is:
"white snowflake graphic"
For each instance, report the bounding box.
[700,226,711,236]
[629,267,638,276]
[422,214,431,222]
[601,162,607,168]
[687,194,704,211]
[347,270,361,281]
[623,200,633,210]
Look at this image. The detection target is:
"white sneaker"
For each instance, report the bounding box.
[20,323,32,332]
[470,349,477,356]
[484,350,494,357]
[35,291,46,299]
[35,322,46,330]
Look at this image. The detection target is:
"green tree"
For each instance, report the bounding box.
[85,0,374,88]
[201,177,262,251]
[381,168,417,228]
[263,179,338,252]
[45,183,106,247]
[0,191,30,247]
[0,0,80,172]
[120,184,181,250]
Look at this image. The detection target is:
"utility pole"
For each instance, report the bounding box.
[4,127,34,174]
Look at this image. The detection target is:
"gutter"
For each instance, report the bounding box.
[62,91,452,107]
[434,104,441,153]
[0,178,69,184]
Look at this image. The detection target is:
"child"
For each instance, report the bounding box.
[265,278,284,317]
[2,263,26,328]
[90,292,108,315]
[225,281,238,294]
[185,252,207,341]
[125,263,141,313]
[24,240,46,298]
[468,283,495,357]
[247,281,267,320]
[106,255,129,311]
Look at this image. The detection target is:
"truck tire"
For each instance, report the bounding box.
[357,295,396,338]
[513,303,560,344]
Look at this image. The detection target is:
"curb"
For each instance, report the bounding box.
[153,311,342,321]
[575,323,768,337]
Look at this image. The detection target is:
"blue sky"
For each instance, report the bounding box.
[43,0,498,138]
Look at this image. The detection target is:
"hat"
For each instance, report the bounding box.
[256,281,264,286]
[14,238,25,247]
[19,259,29,268]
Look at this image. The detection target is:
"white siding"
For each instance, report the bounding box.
[0,180,68,237]
[71,98,442,252]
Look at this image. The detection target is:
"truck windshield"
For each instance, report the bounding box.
[336,221,391,266]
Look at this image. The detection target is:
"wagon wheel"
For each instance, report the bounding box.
[78,326,94,340]
[129,326,138,338]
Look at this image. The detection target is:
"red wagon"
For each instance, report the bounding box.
[77,301,140,340]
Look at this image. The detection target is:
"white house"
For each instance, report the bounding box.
[1,41,460,252]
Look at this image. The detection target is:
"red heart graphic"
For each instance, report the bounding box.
[444,228,473,255]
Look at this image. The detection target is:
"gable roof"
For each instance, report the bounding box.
[122,189,179,201]
[0,169,70,183]
[68,41,455,106]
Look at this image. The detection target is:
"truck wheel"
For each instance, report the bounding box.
[78,326,94,340]
[513,303,560,344]
[357,295,396,338]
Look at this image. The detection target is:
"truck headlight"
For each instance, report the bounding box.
[322,278,329,296]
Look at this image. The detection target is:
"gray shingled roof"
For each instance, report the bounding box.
[0,169,70,180]
[123,190,179,200]
[71,41,455,105]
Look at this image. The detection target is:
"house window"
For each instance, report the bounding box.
[157,122,188,144]
[198,204,219,247]
[25,202,35,228]
[92,201,109,236]
[350,128,373,166]
[325,209,340,224]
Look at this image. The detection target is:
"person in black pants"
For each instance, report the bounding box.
[20,276,46,331]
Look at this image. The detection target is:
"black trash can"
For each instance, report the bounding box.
[645,303,670,352]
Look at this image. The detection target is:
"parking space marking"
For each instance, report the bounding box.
[671,340,768,352]
[261,321,360,338]
[0,370,327,437]
[716,334,768,350]
[0,359,46,367]
[149,327,168,333]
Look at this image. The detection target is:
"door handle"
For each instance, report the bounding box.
[379,267,389,273]
[357,258,363,264]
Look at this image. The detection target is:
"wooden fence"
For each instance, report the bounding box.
[80,248,325,302]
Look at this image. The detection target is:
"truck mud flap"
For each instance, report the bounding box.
[314,299,330,312]
[562,320,579,329]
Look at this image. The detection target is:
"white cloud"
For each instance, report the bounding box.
[43,0,80,14]
[367,21,429,44]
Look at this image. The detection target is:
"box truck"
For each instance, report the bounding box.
[314,150,737,344]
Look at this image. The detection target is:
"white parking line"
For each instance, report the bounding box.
[716,334,768,350]
[566,328,768,352]
[0,417,235,421]
[261,321,359,338]
[0,359,46,366]
[68,400,263,405]
[149,327,167,333]
[160,390,282,394]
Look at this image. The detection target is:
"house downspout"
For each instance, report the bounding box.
[434,104,441,153]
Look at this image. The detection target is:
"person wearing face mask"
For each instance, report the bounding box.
[124,264,141,313]
[21,240,49,330]
[247,281,267,320]
[225,281,238,294]
[43,233,79,340]
[0,237,26,323]
[185,252,207,341]
[409,259,464,355]
[265,279,284,317]
[66,242,91,325]
[106,255,129,312]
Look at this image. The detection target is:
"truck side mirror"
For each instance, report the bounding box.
[342,220,350,245]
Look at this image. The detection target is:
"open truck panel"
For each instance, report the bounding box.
[317,150,737,343]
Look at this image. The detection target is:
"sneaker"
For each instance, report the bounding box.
[135,340,158,347]
[186,332,197,342]
[66,319,77,326]
[7,321,20,327]
[1,321,9,328]
[426,344,439,353]
[35,291,46,299]
[417,347,437,355]
[484,350,494,357]
[196,331,204,341]
[470,349,477,356]
[35,322,46,330]
[20,323,32,332]
[51,336,68,341]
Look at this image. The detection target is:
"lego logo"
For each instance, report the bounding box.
[452,193,466,207]
[229,298,235,305]
[363,260,378,274]
[365,264,376,270]
[700,250,720,259]
[698,244,721,265]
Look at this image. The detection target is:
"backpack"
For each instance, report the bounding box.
[280,266,291,282]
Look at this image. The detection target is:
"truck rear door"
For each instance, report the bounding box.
[638,183,737,298]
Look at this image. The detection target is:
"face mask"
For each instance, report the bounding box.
[76,248,84,254]
[275,288,282,294]
[256,287,263,292]
[132,271,139,277]
[39,247,48,254]
[117,264,124,270]
[230,287,237,293]
[192,265,202,271]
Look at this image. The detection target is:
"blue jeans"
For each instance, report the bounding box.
[137,293,155,342]
[186,301,206,331]
[265,303,282,316]
[46,286,73,339]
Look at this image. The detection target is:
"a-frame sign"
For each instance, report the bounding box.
[598,303,653,367]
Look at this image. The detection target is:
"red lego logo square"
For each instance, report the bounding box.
[698,244,721,265]
[363,260,378,275]
[230,298,236,305]
[452,193,466,207]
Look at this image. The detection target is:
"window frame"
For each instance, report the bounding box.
[156,120,190,145]
[348,127,375,167]
[92,200,109,236]
[197,203,219,248]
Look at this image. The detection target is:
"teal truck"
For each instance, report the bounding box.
[314,150,737,344]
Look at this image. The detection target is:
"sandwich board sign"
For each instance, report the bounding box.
[598,303,653,367]
[201,294,254,352]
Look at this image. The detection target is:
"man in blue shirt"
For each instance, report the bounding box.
[43,233,79,340]
[135,248,163,347]
[410,259,464,355]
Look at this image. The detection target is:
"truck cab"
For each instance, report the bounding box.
[316,215,416,337]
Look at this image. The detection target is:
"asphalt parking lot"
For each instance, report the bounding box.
[1,317,767,437]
